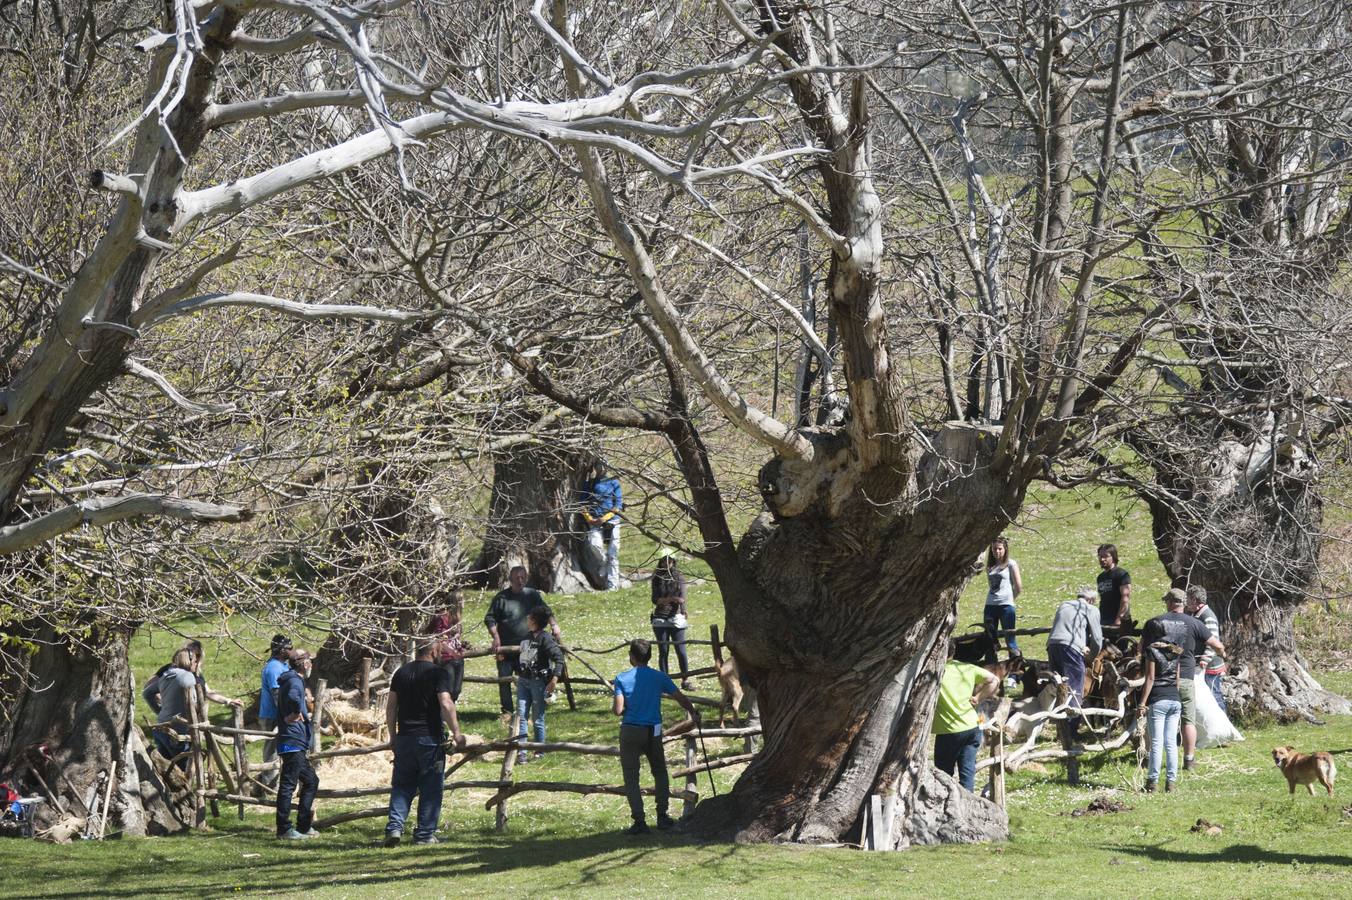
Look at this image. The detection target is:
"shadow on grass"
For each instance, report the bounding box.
[1107,842,1352,868]
[37,827,748,898]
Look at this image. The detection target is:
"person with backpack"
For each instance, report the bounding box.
[1139,589,1223,791]
[275,648,319,839]
[515,605,566,765]
[579,459,624,590]
[258,634,292,787]
[650,548,692,690]
[613,638,700,835]
[384,638,468,847]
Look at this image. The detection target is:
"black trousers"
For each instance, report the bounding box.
[619,724,669,823]
[496,656,515,713]
[275,750,319,835]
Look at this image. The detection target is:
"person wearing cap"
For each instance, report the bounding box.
[650,548,692,690]
[1185,585,1226,711]
[275,648,319,839]
[1046,586,1104,742]
[1139,589,1224,784]
[258,634,292,787]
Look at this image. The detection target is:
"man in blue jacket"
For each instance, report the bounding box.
[274,648,319,840]
[579,460,623,590]
[258,634,291,788]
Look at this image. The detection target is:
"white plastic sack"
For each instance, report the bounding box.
[1193,673,1243,748]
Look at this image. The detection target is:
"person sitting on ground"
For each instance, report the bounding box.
[1046,586,1104,743]
[515,605,566,765]
[650,548,693,690]
[485,566,560,719]
[613,638,699,835]
[275,648,319,840]
[1185,586,1227,712]
[983,537,1023,659]
[1095,544,1133,630]
[578,459,624,590]
[258,634,292,787]
[933,640,1001,792]
[152,648,200,772]
[426,590,470,702]
[384,638,468,847]
[1142,588,1223,775]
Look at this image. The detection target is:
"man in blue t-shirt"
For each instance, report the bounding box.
[613,638,699,835]
[258,634,291,787]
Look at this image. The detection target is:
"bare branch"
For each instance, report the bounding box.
[0,494,251,555]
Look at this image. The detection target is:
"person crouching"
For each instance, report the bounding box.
[384,638,468,847]
[275,648,319,840]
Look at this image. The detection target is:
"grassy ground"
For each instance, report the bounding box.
[9,485,1351,898]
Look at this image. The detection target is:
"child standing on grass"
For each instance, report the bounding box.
[515,605,565,765]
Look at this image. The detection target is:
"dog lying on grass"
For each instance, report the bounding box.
[1272,746,1337,796]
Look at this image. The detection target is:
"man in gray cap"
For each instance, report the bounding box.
[1141,588,1225,774]
[1046,586,1104,741]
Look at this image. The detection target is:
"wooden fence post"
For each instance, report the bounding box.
[562,663,577,711]
[186,691,207,828]
[358,658,372,710]
[232,706,248,818]
[496,713,520,833]
[312,678,328,754]
[683,735,698,819]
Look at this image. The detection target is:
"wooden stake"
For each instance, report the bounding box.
[311,678,327,754]
[358,659,372,710]
[683,736,698,818]
[232,706,248,818]
[496,712,519,833]
[96,764,117,840]
[186,687,207,828]
[562,662,577,711]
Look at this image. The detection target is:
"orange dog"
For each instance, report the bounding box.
[1272,746,1337,796]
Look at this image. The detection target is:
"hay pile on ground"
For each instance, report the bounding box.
[322,698,385,738]
[317,732,492,791]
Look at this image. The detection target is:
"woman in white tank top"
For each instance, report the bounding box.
[984,537,1023,655]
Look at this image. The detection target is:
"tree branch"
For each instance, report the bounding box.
[0,494,251,555]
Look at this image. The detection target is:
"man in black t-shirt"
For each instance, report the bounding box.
[383,639,467,847]
[1095,543,1133,628]
[1140,589,1224,775]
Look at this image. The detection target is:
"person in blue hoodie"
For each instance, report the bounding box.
[579,459,624,590]
[258,634,291,788]
[274,648,319,839]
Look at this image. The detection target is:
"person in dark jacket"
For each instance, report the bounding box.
[650,548,692,690]
[579,460,623,589]
[515,606,566,765]
[274,648,319,839]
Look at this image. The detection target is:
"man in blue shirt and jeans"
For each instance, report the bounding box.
[275,648,319,839]
[613,638,699,835]
[258,634,291,788]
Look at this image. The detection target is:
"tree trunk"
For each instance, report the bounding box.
[686,424,1016,847]
[1144,436,1349,719]
[473,446,598,593]
[0,623,190,837]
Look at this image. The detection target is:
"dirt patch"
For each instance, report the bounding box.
[1069,795,1132,817]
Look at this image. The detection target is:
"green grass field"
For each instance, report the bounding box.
[6,485,1350,898]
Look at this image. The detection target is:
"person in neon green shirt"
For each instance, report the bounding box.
[933,642,999,791]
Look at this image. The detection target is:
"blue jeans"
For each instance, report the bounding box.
[517,677,547,752]
[1204,673,1226,712]
[1147,698,1182,782]
[1047,643,1086,737]
[984,604,1018,655]
[934,727,983,791]
[152,729,190,772]
[385,734,445,840]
